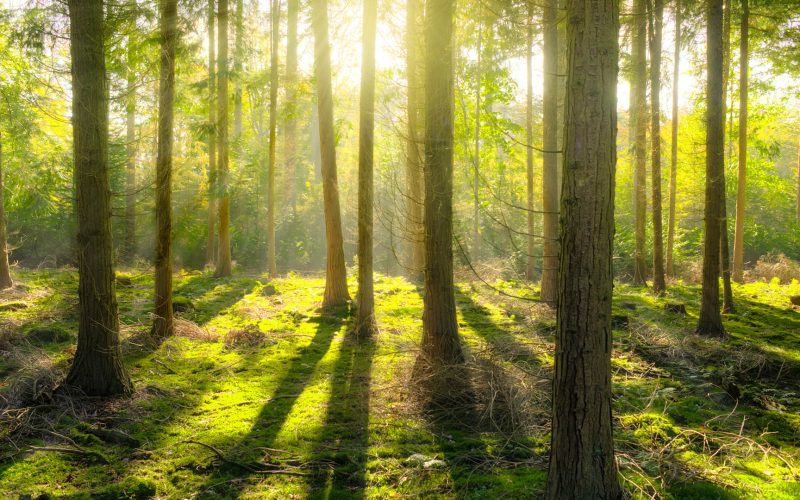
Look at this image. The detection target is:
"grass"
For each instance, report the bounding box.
[0,269,798,498]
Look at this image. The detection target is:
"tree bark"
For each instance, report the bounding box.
[207,0,217,267]
[215,0,233,277]
[405,0,424,279]
[720,0,734,312]
[152,0,177,339]
[0,133,12,289]
[284,0,298,213]
[525,6,535,282]
[540,0,559,302]
[311,0,350,307]
[473,12,482,262]
[732,0,748,283]
[697,0,726,337]
[266,0,279,277]
[64,0,132,397]
[649,0,666,294]
[666,0,680,277]
[124,34,137,263]
[356,0,377,338]
[546,0,621,496]
[632,0,648,286]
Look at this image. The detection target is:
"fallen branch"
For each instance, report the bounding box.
[183,440,310,477]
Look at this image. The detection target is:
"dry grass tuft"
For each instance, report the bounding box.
[224,324,275,349]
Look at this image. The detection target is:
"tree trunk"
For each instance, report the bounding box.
[0,133,12,289]
[649,0,666,294]
[215,0,233,277]
[64,0,132,397]
[284,0,298,214]
[666,0,680,277]
[124,35,137,263]
[152,0,177,339]
[796,136,800,223]
[632,0,648,286]
[719,0,735,312]
[207,0,217,267]
[525,6,535,282]
[233,0,243,141]
[311,0,350,307]
[266,0,279,277]
[732,0,748,283]
[405,0,424,279]
[356,0,377,338]
[540,0,559,303]
[473,13,482,262]
[697,0,726,337]
[546,0,621,496]
[418,0,464,368]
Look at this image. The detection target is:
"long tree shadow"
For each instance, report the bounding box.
[174,273,260,326]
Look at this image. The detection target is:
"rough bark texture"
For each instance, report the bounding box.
[64,0,132,397]
[632,0,648,286]
[311,0,350,307]
[0,134,12,289]
[732,0,748,283]
[215,0,233,277]
[405,0,424,279]
[152,0,177,339]
[697,0,726,337]
[266,0,279,277]
[546,0,621,496]
[418,0,464,368]
[124,36,137,263]
[525,7,535,282]
[720,0,734,313]
[284,0,298,213]
[540,0,559,303]
[356,0,377,338]
[649,0,666,294]
[206,0,217,267]
[667,0,680,277]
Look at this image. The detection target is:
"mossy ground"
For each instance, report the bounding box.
[0,269,799,498]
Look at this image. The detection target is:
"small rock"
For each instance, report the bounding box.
[665,303,687,315]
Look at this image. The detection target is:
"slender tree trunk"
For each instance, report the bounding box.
[697,0,726,337]
[796,136,800,223]
[632,0,648,286]
[546,0,621,496]
[207,0,217,267]
[124,35,137,263]
[666,0,680,277]
[215,0,233,277]
[405,0,424,279]
[732,0,748,283]
[311,0,350,307]
[649,0,666,293]
[233,0,243,141]
[266,0,279,277]
[284,0,298,213]
[719,0,734,312]
[64,0,132,397]
[473,13,482,261]
[540,0,559,302]
[0,134,12,289]
[356,0,377,338]
[417,0,464,368]
[525,7,535,282]
[152,0,177,339]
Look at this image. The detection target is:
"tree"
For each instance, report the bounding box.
[206,0,217,267]
[64,0,132,397]
[266,0,279,277]
[666,0,681,277]
[417,0,464,368]
[720,0,734,313]
[233,0,243,141]
[632,0,648,286]
[215,0,233,278]
[152,0,178,339]
[697,0,726,337]
[472,8,483,261]
[546,0,621,495]
[356,0,377,338]
[284,0,298,213]
[311,0,350,307]
[124,30,137,263]
[405,0,424,278]
[540,0,559,303]
[732,0,748,282]
[649,0,667,293]
[525,4,535,281]
[0,133,12,289]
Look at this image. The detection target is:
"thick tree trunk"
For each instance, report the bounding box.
[64,0,132,397]
[720,0,734,313]
[215,0,233,277]
[233,0,243,141]
[667,0,680,277]
[525,7,535,282]
[732,0,748,283]
[152,0,177,339]
[124,36,137,263]
[311,0,350,307]
[266,0,279,277]
[649,0,666,294]
[0,134,12,289]
[284,0,298,213]
[418,0,464,368]
[405,0,424,279]
[632,0,648,286]
[697,0,726,337]
[540,0,559,302]
[356,0,377,338]
[546,0,621,496]
[207,0,217,267]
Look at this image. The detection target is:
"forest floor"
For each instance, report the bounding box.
[0,269,799,498]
